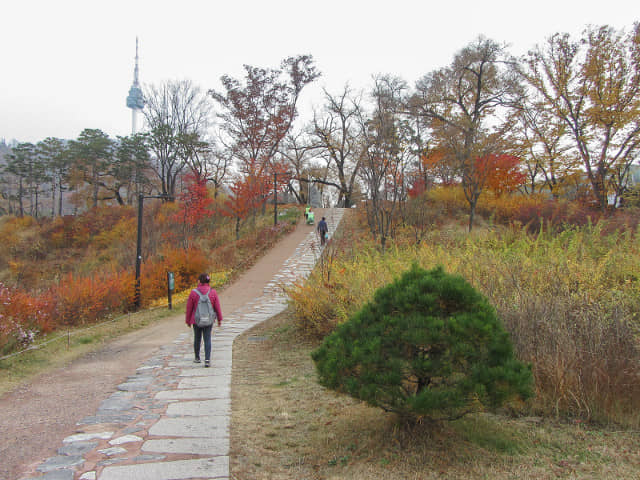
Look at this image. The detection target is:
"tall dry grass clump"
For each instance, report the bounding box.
[290,210,640,426]
[445,223,640,425]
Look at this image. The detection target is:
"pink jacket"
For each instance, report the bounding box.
[185,284,223,327]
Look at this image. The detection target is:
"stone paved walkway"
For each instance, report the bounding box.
[21,209,345,480]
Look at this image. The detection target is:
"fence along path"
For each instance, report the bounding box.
[21,208,344,480]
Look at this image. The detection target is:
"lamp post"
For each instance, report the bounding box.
[273,171,278,226]
[134,193,168,310]
[273,170,293,226]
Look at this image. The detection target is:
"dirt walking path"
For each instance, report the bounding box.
[0,213,324,480]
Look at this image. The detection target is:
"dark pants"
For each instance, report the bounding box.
[193,324,212,361]
[319,230,327,245]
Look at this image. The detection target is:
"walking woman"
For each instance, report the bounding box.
[185,273,223,367]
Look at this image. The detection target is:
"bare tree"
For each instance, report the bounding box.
[308,84,363,207]
[358,75,412,251]
[143,79,213,200]
[278,130,315,204]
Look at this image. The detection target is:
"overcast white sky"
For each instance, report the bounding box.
[1,0,637,143]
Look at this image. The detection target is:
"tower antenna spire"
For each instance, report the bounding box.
[126,36,145,134]
[133,37,140,86]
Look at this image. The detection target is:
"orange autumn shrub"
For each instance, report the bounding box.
[140,246,209,305]
[0,282,56,354]
[51,269,135,326]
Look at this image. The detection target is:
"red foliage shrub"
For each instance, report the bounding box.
[0,281,56,354]
[140,246,209,305]
[50,269,135,326]
[510,199,602,233]
[598,207,640,236]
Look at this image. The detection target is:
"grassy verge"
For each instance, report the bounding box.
[230,309,640,479]
[0,303,185,396]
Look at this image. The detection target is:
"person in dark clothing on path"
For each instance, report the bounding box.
[317,216,328,246]
[185,273,223,367]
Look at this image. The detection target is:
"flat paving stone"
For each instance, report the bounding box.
[63,432,113,443]
[155,388,227,400]
[57,441,98,456]
[178,368,230,377]
[177,376,230,389]
[24,470,75,480]
[132,454,166,462]
[122,426,145,435]
[142,437,228,456]
[77,413,138,425]
[149,416,228,437]
[99,392,135,411]
[109,434,143,445]
[98,447,127,456]
[100,457,228,480]
[166,399,230,416]
[136,365,161,372]
[118,381,151,392]
[36,455,84,472]
[96,458,126,467]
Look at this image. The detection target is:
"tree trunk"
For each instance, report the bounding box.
[51,178,56,217]
[115,189,125,206]
[93,169,99,208]
[18,178,24,217]
[58,182,64,216]
[468,201,476,232]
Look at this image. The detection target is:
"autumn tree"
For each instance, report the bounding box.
[413,37,517,231]
[519,23,640,209]
[419,148,459,187]
[221,171,268,240]
[144,79,213,201]
[210,55,320,210]
[509,104,576,196]
[309,84,362,207]
[172,171,214,249]
[476,153,526,196]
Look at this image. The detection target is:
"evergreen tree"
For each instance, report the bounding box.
[312,264,533,422]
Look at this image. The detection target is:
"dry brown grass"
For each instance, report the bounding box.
[230,309,640,480]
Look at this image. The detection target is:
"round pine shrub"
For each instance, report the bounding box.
[312,264,533,422]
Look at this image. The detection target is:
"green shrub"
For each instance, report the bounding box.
[312,264,533,422]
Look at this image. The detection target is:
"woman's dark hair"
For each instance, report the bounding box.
[198,273,210,284]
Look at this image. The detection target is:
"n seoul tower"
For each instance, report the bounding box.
[126,37,145,134]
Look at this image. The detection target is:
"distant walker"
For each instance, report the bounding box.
[317,216,328,246]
